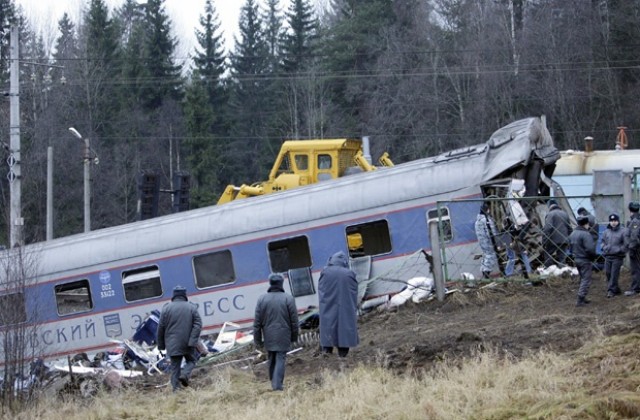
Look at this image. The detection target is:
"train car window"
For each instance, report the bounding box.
[288,267,315,297]
[122,266,163,302]
[345,220,392,258]
[55,280,93,316]
[268,236,312,272]
[427,207,453,242]
[0,292,26,325]
[193,250,236,289]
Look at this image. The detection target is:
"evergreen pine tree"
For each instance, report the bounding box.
[192,0,228,133]
[322,0,395,133]
[185,0,229,206]
[81,0,122,141]
[139,0,183,110]
[281,0,318,74]
[228,0,270,183]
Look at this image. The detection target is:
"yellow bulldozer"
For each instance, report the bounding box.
[217,137,393,205]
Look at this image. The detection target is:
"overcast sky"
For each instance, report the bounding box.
[13,0,243,58]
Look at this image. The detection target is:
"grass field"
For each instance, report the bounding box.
[4,331,640,420]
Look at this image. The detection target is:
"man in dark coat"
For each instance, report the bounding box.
[157,286,202,391]
[569,216,597,307]
[318,251,359,357]
[253,273,299,391]
[543,199,572,268]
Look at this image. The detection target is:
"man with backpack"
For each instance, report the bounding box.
[625,202,640,296]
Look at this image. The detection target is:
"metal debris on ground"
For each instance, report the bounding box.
[7,306,323,398]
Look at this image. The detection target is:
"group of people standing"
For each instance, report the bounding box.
[475,198,640,308]
[571,201,640,306]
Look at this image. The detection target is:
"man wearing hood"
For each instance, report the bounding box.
[543,199,572,268]
[318,251,359,357]
[253,273,299,391]
[157,286,202,391]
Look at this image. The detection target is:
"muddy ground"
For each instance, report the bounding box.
[120,270,640,392]
[249,270,640,382]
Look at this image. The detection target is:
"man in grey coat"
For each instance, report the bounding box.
[157,286,202,391]
[253,273,299,391]
[318,251,359,357]
[601,213,627,298]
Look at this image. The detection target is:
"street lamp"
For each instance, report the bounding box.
[68,127,92,233]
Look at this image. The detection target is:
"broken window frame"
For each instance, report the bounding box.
[55,279,93,316]
[122,266,163,303]
[287,267,315,297]
[345,219,393,258]
[193,249,237,289]
[268,235,312,273]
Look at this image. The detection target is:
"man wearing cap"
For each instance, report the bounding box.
[157,286,202,391]
[601,213,627,298]
[543,199,572,268]
[577,207,599,244]
[253,274,299,391]
[625,202,640,296]
[569,215,597,307]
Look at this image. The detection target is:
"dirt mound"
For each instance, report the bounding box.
[272,271,640,379]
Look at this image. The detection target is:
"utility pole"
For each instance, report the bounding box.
[68,128,92,233]
[9,25,22,247]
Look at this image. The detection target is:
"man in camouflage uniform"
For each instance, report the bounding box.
[475,202,499,279]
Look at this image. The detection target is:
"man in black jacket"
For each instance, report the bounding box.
[157,286,202,391]
[253,274,299,391]
[569,216,597,307]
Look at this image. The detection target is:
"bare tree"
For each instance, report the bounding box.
[0,245,43,413]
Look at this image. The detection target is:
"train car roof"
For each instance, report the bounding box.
[4,117,557,279]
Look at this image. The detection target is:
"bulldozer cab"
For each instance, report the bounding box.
[268,139,363,183]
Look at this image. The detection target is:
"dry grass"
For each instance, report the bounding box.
[5,331,640,420]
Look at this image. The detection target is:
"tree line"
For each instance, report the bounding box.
[0,0,638,245]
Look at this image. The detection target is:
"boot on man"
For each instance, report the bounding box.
[576,295,591,307]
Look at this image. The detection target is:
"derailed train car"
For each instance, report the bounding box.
[0,117,560,365]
